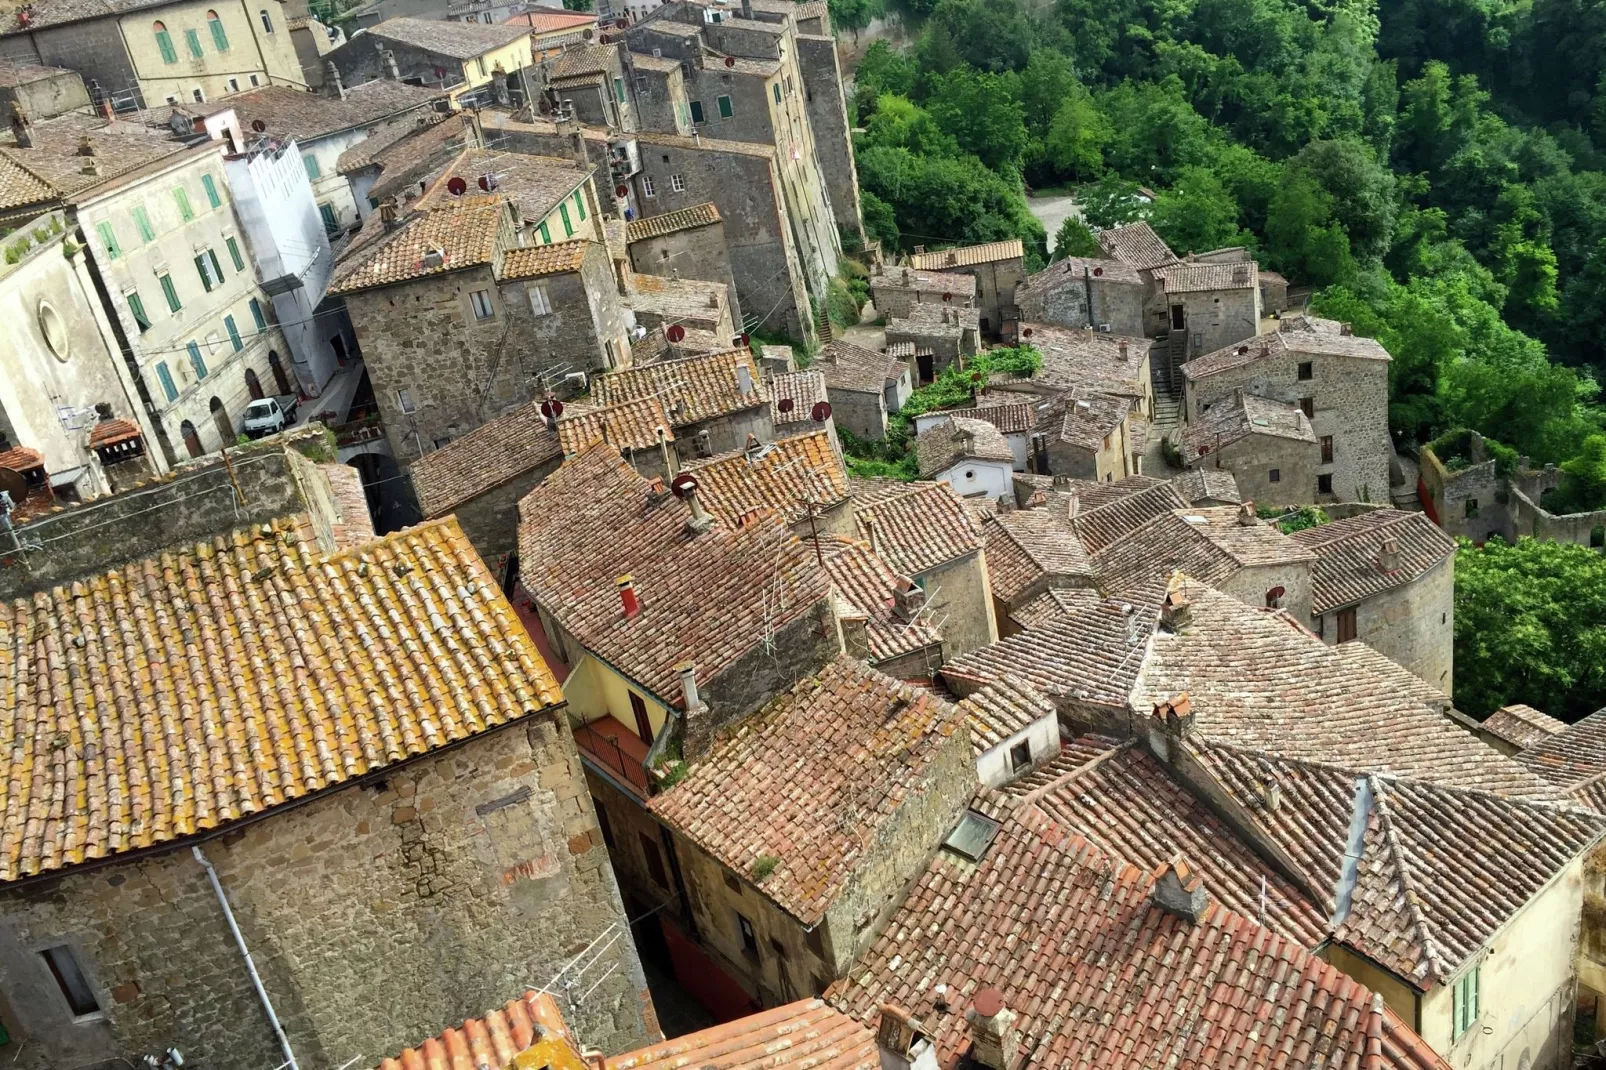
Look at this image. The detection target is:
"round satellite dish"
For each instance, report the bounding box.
[0,468,27,507]
[1092,266,1103,277]
[778,397,795,413]
[942,292,952,302]
[250,119,266,132]
[615,17,628,27]
[446,176,468,196]
[811,401,832,422]
[615,183,629,198]
[670,472,698,498]
[477,174,491,191]
[540,398,564,419]
[732,335,744,347]
[724,55,735,67]
[582,27,594,38]
[739,332,750,345]
[666,324,686,343]
[1022,327,1034,338]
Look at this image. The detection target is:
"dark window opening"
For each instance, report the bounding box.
[1269,468,1281,483]
[737,912,759,958]
[1297,361,1313,380]
[42,946,100,1017]
[1320,435,1333,464]
[1593,525,1604,549]
[1008,740,1032,773]
[806,926,827,959]
[1299,397,1314,418]
[1318,473,1334,495]
[629,691,653,744]
[723,870,742,894]
[1465,498,1479,518]
[593,799,615,850]
[1336,607,1357,644]
[640,832,668,887]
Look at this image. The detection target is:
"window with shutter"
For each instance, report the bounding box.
[160,273,181,312]
[154,22,177,63]
[201,173,221,208]
[133,206,154,242]
[185,28,203,57]
[207,10,229,50]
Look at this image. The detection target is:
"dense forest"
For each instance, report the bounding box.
[833,0,1606,718]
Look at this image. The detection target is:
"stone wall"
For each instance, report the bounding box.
[1163,286,1261,360]
[689,599,840,756]
[0,68,89,121]
[671,404,774,464]
[13,21,138,107]
[794,33,862,245]
[1512,486,1606,548]
[1017,273,1144,336]
[628,63,691,137]
[918,548,996,657]
[628,220,742,328]
[439,458,564,567]
[1221,558,1313,629]
[1201,434,1318,507]
[826,385,887,441]
[0,715,655,1069]
[1418,445,1510,543]
[1311,556,1455,696]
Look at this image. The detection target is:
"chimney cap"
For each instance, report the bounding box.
[971,988,1005,1019]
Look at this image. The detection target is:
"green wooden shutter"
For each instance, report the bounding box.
[226,236,244,271]
[127,292,150,331]
[156,28,177,64]
[96,221,120,259]
[133,206,154,242]
[250,297,266,330]
[185,28,203,57]
[224,314,243,351]
[717,95,732,118]
[559,203,572,237]
[209,249,224,282]
[156,361,178,401]
[174,186,193,221]
[201,173,221,208]
[689,100,704,123]
[303,154,320,179]
[574,189,586,221]
[187,340,208,379]
[209,14,229,50]
[160,273,181,311]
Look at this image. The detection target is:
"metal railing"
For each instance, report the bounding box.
[573,719,650,795]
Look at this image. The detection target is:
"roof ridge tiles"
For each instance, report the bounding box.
[1015,737,1137,813]
[1364,776,1451,984]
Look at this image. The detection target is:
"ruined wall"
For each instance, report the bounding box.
[0,715,656,1069]
[1418,446,1511,543]
[825,385,887,442]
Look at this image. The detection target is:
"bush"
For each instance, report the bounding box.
[750,854,780,882]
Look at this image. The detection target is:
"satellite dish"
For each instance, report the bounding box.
[739,332,750,345]
[615,17,628,27]
[1092,266,1103,277]
[540,397,564,419]
[670,472,698,498]
[250,119,266,132]
[477,174,492,191]
[970,371,984,383]
[0,468,27,508]
[582,27,593,38]
[732,334,744,347]
[810,401,832,423]
[1022,327,1033,338]
[777,397,794,413]
[724,55,735,67]
[616,183,629,198]
[446,176,468,196]
[942,292,952,302]
[666,324,685,343]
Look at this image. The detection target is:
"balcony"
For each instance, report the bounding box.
[574,714,651,798]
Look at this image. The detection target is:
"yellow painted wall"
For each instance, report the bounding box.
[1323,944,1421,1030]
[530,177,602,245]
[120,0,304,103]
[459,35,533,90]
[562,654,669,741]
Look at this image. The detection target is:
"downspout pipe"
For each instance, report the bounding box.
[192,845,300,1070]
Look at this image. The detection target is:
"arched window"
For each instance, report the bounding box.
[207,10,229,51]
[210,395,234,444]
[154,20,177,64]
[1265,586,1286,610]
[268,350,290,394]
[259,8,273,33]
[244,368,264,401]
[180,419,203,458]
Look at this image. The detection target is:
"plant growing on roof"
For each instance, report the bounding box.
[750,854,780,882]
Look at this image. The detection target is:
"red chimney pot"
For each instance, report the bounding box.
[617,574,640,618]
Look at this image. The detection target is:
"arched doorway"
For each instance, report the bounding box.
[268,350,291,395]
[180,419,203,458]
[245,368,264,401]
[210,396,233,444]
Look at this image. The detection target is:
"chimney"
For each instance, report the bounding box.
[324,60,345,99]
[901,267,911,284]
[683,481,714,535]
[839,607,870,659]
[740,0,752,16]
[1118,339,1128,361]
[1378,537,1400,572]
[735,363,754,397]
[9,100,32,149]
[1257,775,1281,812]
[675,660,706,715]
[877,1005,939,1070]
[1160,590,1191,632]
[891,577,924,622]
[863,516,882,558]
[1122,602,1142,646]
[1236,500,1257,526]
[617,574,640,618]
[945,250,956,265]
[1340,321,1354,336]
[964,989,1018,1070]
[379,46,400,80]
[1151,858,1209,923]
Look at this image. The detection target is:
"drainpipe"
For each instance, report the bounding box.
[192,845,301,1070]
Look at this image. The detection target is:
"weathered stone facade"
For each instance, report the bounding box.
[1195,435,1318,507]
[916,548,996,657]
[1016,260,1144,336]
[627,217,741,328]
[793,32,861,245]
[0,714,655,1069]
[1310,555,1454,696]
[1154,283,1261,358]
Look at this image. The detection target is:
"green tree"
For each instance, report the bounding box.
[1042,85,1111,181]
[1148,166,1250,254]
[862,94,960,156]
[1017,49,1078,135]
[925,67,1030,170]
[1543,434,1606,513]
[1052,217,1101,259]
[928,0,1033,72]
[1077,176,1146,228]
[862,190,901,248]
[828,0,875,42]
[1287,138,1397,261]
[1095,76,1218,183]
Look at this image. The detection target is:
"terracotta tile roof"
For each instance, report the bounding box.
[1181,392,1314,461]
[853,482,982,577]
[379,990,575,1070]
[0,517,561,882]
[416,147,590,225]
[1015,323,1150,399]
[932,400,1035,435]
[828,800,1450,1070]
[650,656,964,923]
[1482,703,1567,752]
[1154,260,1257,293]
[0,112,186,207]
[0,152,57,212]
[1071,480,1188,553]
[610,998,876,1070]
[887,303,979,338]
[1090,511,1242,603]
[1025,742,1329,946]
[625,272,729,327]
[1095,221,1178,272]
[1170,467,1241,504]
[814,340,905,394]
[1017,255,1143,307]
[1057,391,1129,450]
[1007,585,1103,629]
[508,8,597,31]
[1330,639,1449,713]
[981,508,1092,605]
[320,463,377,548]
[0,445,44,471]
[410,401,563,517]
[907,239,1024,270]
[556,397,674,454]
[960,674,1055,752]
[87,418,141,450]
[591,348,766,426]
[188,82,443,144]
[792,0,830,20]
[872,266,976,298]
[1184,318,1391,380]
[367,16,532,58]
[943,596,1154,708]
[353,114,473,190]
[768,370,829,428]
[1137,576,1561,796]
[329,199,506,295]
[685,431,848,526]
[1190,740,1606,987]
[1516,709,1606,793]
[500,239,591,279]
[518,445,828,706]
[550,41,617,79]
[626,201,721,242]
[1180,506,1318,569]
[1064,473,1164,512]
[915,416,1013,477]
[813,536,942,664]
[1290,509,1456,615]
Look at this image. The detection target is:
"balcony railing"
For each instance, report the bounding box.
[573,715,651,797]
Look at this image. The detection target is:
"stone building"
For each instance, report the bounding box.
[978,507,1096,635]
[1417,428,1606,549]
[0,61,88,130]
[684,428,852,538]
[0,510,655,1069]
[915,415,1014,500]
[325,18,534,105]
[541,42,635,132]
[1183,317,1391,505]
[887,303,980,381]
[868,263,975,321]
[909,239,1025,340]
[1179,390,1317,506]
[590,347,772,462]
[915,400,1035,471]
[1007,324,1154,421]
[1014,254,1144,336]
[1046,392,1135,483]
[0,0,304,110]
[1149,259,1261,360]
[625,201,741,326]
[1290,508,1457,694]
[814,532,947,679]
[811,340,911,441]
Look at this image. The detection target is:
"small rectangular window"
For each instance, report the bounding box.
[592,797,616,850]
[1297,360,1313,380]
[1269,468,1281,483]
[201,173,221,208]
[640,832,669,888]
[537,221,551,243]
[1300,396,1314,418]
[736,911,759,957]
[559,202,573,237]
[1336,606,1357,644]
[1318,473,1334,495]
[184,27,203,57]
[717,94,733,118]
[642,174,656,197]
[772,82,781,104]
[318,202,338,234]
[670,174,685,193]
[614,75,625,103]
[1465,497,1479,518]
[41,946,99,1017]
[528,282,552,316]
[689,99,704,123]
[187,340,208,379]
[1320,435,1334,464]
[249,74,259,86]
[192,87,204,103]
[226,236,244,271]
[224,314,242,351]
[396,388,416,414]
[127,291,150,331]
[173,186,193,221]
[1008,740,1032,773]
[96,221,120,259]
[133,205,154,242]
[155,361,178,401]
[806,926,826,959]
[303,154,320,180]
[249,297,267,330]
[195,253,217,291]
[160,273,181,312]
[469,289,494,320]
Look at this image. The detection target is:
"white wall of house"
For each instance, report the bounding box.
[933,458,1012,501]
[975,714,1059,789]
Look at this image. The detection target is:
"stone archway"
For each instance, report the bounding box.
[245,368,264,401]
[268,350,291,395]
[210,396,233,444]
[180,419,203,458]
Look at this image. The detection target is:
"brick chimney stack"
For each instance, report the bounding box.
[1236,500,1257,526]
[1147,692,1193,763]
[1118,339,1128,361]
[675,660,706,717]
[891,577,925,622]
[1151,858,1209,923]
[325,60,345,99]
[617,574,640,618]
[683,481,714,535]
[877,1004,939,1070]
[1160,589,1192,633]
[964,989,1018,1070]
[1378,537,1401,572]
